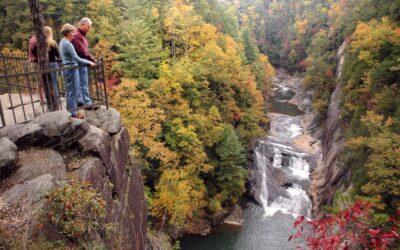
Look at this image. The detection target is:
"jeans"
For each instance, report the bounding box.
[77,64,92,105]
[49,62,59,99]
[64,67,80,116]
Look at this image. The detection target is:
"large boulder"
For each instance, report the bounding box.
[1,174,56,208]
[224,204,244,226]
[74,157,112,201]
[109,127,130,195]
[0,174,56,237]
[85,107,122,134]
[0,123,43,147]
[32,111,89,150]
[5,149,65,188]
[78,125,112,169]
[0,137,17,178]
[0,111,88,150]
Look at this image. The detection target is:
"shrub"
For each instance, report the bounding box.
[289,200,400,249]
[44,182,107,242]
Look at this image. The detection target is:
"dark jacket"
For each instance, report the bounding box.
[71,29,96,62]
[28,36,61,63]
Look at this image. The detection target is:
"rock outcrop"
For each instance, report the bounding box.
[223,204,244,226]
[0,109,147,249]
[311,40,351,217]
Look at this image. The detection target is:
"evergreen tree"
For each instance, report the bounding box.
[114,19,165,87]
[242,28,259,64]
[214,125,248,204]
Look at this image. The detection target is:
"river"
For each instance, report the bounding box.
[181,70,318,250]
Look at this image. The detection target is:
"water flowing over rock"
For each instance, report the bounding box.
[0,109,147,249]
[248,69,321,220]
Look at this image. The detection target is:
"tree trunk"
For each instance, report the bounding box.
[27,0,48,68]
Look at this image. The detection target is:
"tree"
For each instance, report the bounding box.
[242,28,259,64]
[164,0,204,56]
[86,0,122,44]
[213,125,248,205]
[347,112,400,210]
[152,168,207,232]
[114,19,165,86]
[27,0,48,66]
[290,200,400,249]
[251,54,275,93]
[111,79,177,168]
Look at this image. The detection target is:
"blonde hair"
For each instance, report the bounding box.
[44,26,57,48]
[61,23,76,37]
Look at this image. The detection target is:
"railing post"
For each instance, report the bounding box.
[0,98,6,127]
[100,59,109,110]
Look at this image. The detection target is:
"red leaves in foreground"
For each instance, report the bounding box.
[289,200,400,250]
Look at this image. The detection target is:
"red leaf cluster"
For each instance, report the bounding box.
[289,200,400,250]
[297,60,309,71]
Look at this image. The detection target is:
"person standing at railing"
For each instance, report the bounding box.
[71,17,98,110]
[44,26,61,109]
[59,23,96,119]
[28,27,61,111]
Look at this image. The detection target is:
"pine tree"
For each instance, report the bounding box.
[214,125,248,204]
[242,28,259,64]
[114,19,165,86]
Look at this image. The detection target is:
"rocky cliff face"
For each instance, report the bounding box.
[311,40,351,217]
[0,108,147,249]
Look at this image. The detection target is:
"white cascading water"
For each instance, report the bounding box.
[256,149,270,211]
[258,78,313,219]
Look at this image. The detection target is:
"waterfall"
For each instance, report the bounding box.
[256,71,315,219]
[255,146,270,210]
[258,140,312,218]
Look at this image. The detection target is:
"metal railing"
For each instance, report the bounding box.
[0,53,109,128]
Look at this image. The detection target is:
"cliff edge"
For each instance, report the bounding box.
[0,108,147,249]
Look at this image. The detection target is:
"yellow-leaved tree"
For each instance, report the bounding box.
[111,79,177,167]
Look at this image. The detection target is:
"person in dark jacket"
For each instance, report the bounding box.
[28,26,62,111]
[44,26,61,108]
[71,17,98,110]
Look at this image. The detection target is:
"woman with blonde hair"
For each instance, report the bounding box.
[44,26,61,107]
[28,26,61,111]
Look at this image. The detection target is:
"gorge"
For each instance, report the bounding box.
[181,40,352,249]
[181,68,323,249]
[1,0,399,248]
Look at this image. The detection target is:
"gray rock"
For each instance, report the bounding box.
[0,107,148,249]
[5,149,65,187]
[311,40,350,217]
[0,123,43,147]
[78,125,112,169]
[85,107,122,134]
[0,174,57,239]
[224,205,244,226]
[272,167,311,192]
[32,111,71,136]
[0,111,88,150]
[0,137,18,178]
[75,157,112,200]
[1,173,56,208]
[110,127,130,195]
[33,111,89,150]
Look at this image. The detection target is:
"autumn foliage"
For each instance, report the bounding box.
[289,200,400,249]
